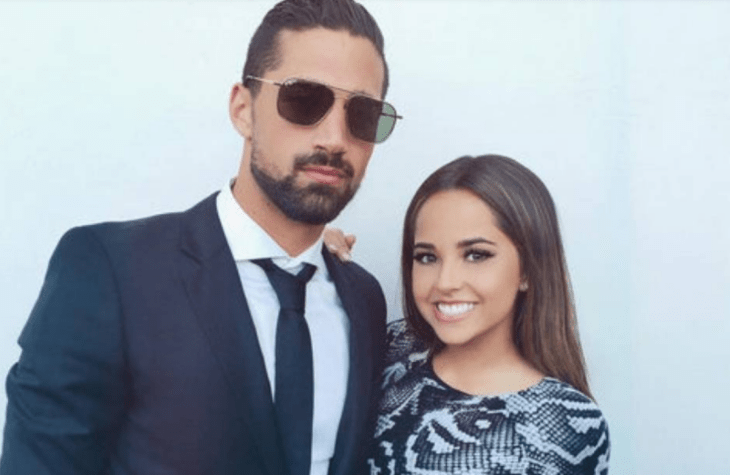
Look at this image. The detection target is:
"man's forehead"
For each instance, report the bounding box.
[269,27,384,98]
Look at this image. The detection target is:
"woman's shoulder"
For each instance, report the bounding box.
[385,319,430,361]
[514,378,611,473]
[518,377,609,434]
[381,319,430,387]
[525,377,600,404]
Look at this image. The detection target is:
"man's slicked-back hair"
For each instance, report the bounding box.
[242,0,389,98]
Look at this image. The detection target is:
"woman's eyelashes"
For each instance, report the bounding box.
[413,251,436,264]
[412,247,495,265]
[464,248,495,262]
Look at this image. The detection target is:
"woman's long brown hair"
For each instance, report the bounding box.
[401,155,593,399]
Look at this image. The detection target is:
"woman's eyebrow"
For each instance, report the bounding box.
[458,237,496,247]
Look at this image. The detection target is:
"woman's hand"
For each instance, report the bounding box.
[323,227,356,262]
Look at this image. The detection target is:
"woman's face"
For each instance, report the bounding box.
[412,189,524,350]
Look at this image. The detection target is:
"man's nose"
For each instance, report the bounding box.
[312,100,349,154]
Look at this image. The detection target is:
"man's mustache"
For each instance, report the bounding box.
[294,152,354,178]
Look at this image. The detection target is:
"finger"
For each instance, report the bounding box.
[345,234,356,250]
[337,248,351,262]
[325,244,350,262]
[324,227,346,251]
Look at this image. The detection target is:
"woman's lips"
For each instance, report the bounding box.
[434,302,475,323]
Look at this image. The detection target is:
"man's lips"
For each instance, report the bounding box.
[301,165,347,185]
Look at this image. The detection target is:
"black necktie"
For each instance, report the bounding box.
[252,258,316,475]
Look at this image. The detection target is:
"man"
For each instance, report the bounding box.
[0,0,400,473]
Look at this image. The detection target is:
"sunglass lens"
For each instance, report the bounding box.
[375,102,397,143]
[277,81,334,126]
[347,96,396,143]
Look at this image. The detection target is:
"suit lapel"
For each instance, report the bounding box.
[323,249,376,475]
[177,194,285,475]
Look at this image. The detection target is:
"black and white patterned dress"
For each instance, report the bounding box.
[367,320,610,475]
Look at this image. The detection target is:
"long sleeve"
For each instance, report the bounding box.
[1,227,128,474]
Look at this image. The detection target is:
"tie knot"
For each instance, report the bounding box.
[252,258,316,311]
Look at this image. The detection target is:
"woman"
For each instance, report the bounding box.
[327,154,609,474]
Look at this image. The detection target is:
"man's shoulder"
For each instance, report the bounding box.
[322,250,381,290]
[337,258,378,284]
[322,252,387,326]
[79,194,216,238]
[57,193,219,259]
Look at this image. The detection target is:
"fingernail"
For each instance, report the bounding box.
[343,251,351,262]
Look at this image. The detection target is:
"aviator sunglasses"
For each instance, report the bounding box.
[245,75,402,144]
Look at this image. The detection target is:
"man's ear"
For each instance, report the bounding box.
[229,82,253,139]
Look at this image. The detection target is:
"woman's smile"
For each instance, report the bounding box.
[434,302,476,322]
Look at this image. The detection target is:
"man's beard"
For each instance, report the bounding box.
[250,143,360,225]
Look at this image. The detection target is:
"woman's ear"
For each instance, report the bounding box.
[229,82,253,140]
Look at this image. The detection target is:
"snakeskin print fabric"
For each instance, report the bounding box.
[367,320,610,475]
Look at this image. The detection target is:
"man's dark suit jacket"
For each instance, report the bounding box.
[0,193,387,475]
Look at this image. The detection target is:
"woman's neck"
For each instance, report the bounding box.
[432,337,543,396]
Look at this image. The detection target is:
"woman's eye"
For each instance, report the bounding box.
[413,252,436,264]
[465,249,494,262]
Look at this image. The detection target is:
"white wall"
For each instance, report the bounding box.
[1,1,729,473]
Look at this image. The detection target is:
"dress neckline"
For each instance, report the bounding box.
[423,355,555,400]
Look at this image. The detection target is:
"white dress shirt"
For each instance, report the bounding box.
[216,183,350,475]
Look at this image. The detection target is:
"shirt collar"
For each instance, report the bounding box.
[216,180,325,274]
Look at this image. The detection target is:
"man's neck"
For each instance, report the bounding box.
[231,176,324,257]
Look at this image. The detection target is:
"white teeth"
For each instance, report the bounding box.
[437,303,475,316]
